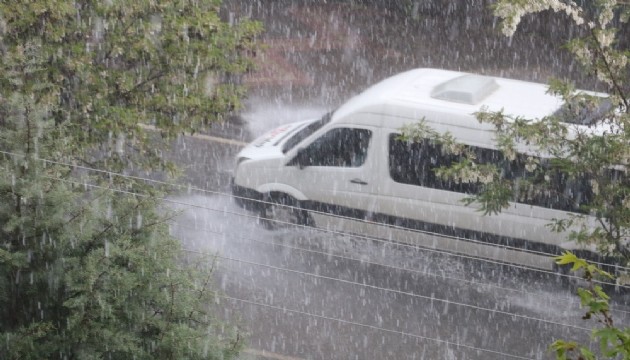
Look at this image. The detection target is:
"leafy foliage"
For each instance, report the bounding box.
[0,0,260,358]
[550,253,630,360]
[404,0,630,264]
[491,3,630,359]
[402,1,630,359]
[490,1,630,260]
[0,0,261,171]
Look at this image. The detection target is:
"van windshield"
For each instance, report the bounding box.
[282,111,334,153]
[553,96,612,125]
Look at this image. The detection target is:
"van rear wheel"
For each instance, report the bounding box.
[260,193,314,230]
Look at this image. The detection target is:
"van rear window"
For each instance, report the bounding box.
[388,134,595,213]
[282,111,334,153]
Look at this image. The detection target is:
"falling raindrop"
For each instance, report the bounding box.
[115,133,125,155]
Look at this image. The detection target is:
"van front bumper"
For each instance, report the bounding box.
[231,178,264,212]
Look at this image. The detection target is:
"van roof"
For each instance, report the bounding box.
[333,68,564,121]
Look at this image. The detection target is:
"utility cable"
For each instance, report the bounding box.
[181,248,592,332]
[170,221,630,318]
[2,148,623,272]
[32,174,630,331]
[164,195,630,291]
[36,170,630,293]
[219,294,536,360]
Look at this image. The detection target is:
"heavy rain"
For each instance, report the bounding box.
[2,1,630,360]
[165,1,630,359]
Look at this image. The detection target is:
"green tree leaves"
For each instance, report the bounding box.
[480,1,630,263]
[487,1,630,359]
[551,253,630,360]
[403,2,630,358]
[0,0,260,358]
[0,0,262,170]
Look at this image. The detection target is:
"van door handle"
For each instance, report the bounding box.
[350,178,368,185]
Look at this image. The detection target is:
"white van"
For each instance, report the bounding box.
[231,68,603,269]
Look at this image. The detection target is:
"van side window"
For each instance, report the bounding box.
[388,135,478,194]
[388,134,594,213]
[296,128,372,167]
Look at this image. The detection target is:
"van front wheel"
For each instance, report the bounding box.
[260,193,314,230]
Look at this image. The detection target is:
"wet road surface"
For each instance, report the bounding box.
[158,1,630,358]
[163,135,630,359]
[169,190,630,359]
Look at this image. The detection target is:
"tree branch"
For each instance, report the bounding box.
[589,28,630,111]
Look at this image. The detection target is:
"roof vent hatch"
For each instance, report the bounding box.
[430,74,499,105]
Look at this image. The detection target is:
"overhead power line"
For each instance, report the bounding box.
[181,248,591,332]
[24,172,630,357]
[15,171,605,331]
[171,221,630,318]
[220,294,536,360]
[6,149,630,321]
[4,148,627,280]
